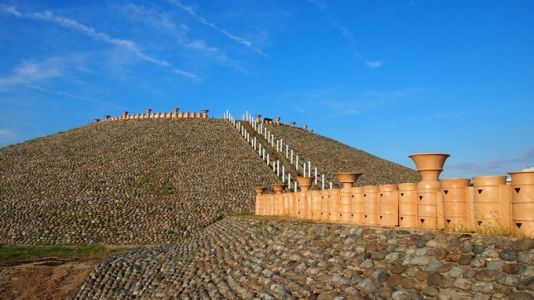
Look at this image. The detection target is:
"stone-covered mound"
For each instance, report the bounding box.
[0,119,279,245]
[265,124,418,186]
[77,216,534,299]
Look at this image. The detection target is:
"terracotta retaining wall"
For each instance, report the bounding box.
[255,153,534,238]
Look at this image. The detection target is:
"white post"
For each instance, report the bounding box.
[294,181,297,192]
[308,161,311,177]
[267,153,270,164]
[282,166,285,182]
[303,163,307,178]
[329,182,333,189]
[322,174,325,190]
[286,145,289,158]
[296,155,299,170]
[277,160,280,176]
[290,150,294,163]
[273,161,276,172]
[288,173,291,186]
[314,168,318,184]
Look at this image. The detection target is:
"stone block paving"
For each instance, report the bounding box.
[78,216,534,299]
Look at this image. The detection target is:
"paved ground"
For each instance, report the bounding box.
[78,216,534,299]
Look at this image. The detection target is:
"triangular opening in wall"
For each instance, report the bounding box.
[400,217,404,220]
[364,194,367,197]
[477,221,482,226]
[443,190,448,195]
[446,219,451,224]
[515,188,521,193]
[365,215,368,218]
[380,216,383,219]
[516,223,523,229]
[400,193,404,197]
[419,196,423,201]
[477,189,483,194]
[380,194,383,197]
[420,219,425,224]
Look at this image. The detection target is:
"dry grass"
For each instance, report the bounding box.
[0,244,124,266]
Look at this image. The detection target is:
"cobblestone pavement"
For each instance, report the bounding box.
[78,216,534,299]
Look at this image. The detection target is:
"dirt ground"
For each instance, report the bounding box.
[0,259,97,300]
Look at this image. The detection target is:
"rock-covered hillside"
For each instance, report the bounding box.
[0,119,279,245]
[0,117,418,246]
[264,124,418,186]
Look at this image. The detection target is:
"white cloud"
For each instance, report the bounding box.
[366,60,384,69]
[167,0,267,56]
[0,5,197,79]
[0,129,15,137]
[0,58,66,88]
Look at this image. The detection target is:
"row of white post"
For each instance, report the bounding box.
[224,110,299,192]
[234,110,333,190]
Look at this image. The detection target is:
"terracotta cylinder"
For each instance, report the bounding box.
[327,189,341,223]
[509,171,534,237]
[441,178,471,230]
[334,172,362,224]
[410,153,450,230]
[104,115,110,121]
[272,184,285,216]
[320,189,329,222]
[350,187,365,224]
[398,183,418,228]
[473,176,507,227]
[255,187,266,215]
[379,184,399,227]
[296,176,312,219]
[310,189,322,221]
[363,185,380,225]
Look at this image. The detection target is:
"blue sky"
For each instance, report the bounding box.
[0,0,533,178]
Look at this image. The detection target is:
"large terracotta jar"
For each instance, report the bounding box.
[334,172,363,224]
[363,185,380,225]
[409,153,450,229]
[509,171,534,237]
[272,184,286,216]
[379,184,399,227]
[296,176,313,219]
[254,187,266,215]
[320,189,329,222]
[351,187,365,224]
[441,178,471,230]
[473,176,508,228]
[398,183,418,228]
[310,188,322,221]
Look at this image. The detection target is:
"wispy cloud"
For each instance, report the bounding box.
[0,129,15,137]
[167,0,267,57]
[366,60,384,69]
[307,1,383,69]
[290,88,422,118]
[0,5,197,79]
[0,57,68,88]
[448,148,534,175]
[27,85,123,109]
[119,4,245,72]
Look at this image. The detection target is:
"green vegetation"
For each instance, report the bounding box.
[0,244,123,265]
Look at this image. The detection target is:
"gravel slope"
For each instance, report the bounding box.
[0,119,279,245]
[265,125,418,186]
